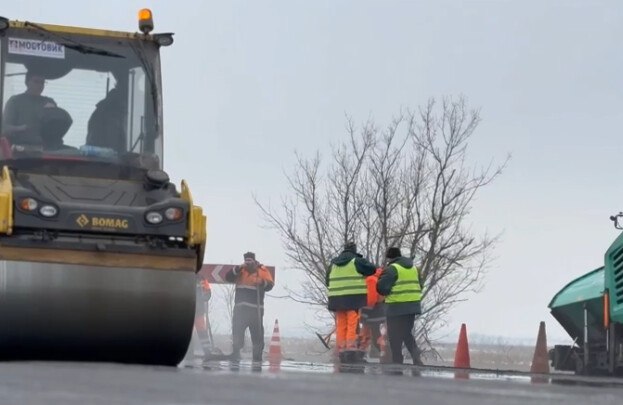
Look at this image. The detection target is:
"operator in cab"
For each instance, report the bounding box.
[2,70,57,142]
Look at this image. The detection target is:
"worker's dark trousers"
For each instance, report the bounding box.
[369,322,382,352]
[386,313,417,364]
[232,306,264,362]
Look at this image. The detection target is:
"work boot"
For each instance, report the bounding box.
[410,350,424,366]
[339,350,354,364]
[338,353,364,374]
[352,350,366,364]
[338,351,347,364]
[229,350,241,362]
[229,350,241,372]
[410,352,423,377]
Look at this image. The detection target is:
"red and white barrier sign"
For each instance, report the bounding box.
[198,264,276,284]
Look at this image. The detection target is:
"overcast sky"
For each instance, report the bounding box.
[3,0,623,344]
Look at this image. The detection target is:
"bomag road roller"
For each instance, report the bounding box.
[549,213,623,376]
[0,10,206,365]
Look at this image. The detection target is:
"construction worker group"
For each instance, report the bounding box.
[327,242,423,366]
[196,244,420,368]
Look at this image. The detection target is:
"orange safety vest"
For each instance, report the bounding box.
[366,268,383,307]
[233,266,274,309]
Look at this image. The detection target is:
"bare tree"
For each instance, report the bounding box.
[217,284,237,330]
[256,97,508,351]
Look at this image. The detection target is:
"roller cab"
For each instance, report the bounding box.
[0,16,206,272]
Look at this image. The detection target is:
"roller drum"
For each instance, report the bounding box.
[0,260,195,365]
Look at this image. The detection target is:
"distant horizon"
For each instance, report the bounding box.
[205,329,573,348]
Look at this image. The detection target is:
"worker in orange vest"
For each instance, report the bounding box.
[225,251,274,363]
[195,276,212,355]
[359,268,385,358]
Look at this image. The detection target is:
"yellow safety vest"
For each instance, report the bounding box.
[328,259,367,297]
[385,263,422,304]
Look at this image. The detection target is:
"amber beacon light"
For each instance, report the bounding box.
[138,8,154,34]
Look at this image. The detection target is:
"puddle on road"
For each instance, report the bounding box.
[181,357,623,389]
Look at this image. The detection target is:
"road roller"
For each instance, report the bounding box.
[0,10,206,365]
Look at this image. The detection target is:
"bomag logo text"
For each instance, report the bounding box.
[76,215,128,229]
[91,217,129,229]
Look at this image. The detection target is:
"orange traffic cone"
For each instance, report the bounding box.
[530,321,550,383]
[268,319,282,372]
[454,323,471,379]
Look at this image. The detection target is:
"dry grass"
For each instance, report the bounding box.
[427,342,535,372]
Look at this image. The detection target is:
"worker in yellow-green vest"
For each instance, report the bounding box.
[376,247,423,365]
[326,241,377,362]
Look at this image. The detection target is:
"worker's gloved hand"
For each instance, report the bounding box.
[254,279,267,287]
[232,265,242,276]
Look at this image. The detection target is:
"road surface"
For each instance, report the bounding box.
[0,361,620,404]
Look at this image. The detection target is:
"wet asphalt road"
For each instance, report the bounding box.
[0,361,621,405]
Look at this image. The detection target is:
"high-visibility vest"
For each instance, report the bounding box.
[328,259,367,297]
[385,263,422,304]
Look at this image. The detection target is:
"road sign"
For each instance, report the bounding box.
[199,264,276,284]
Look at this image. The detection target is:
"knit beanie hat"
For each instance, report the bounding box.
[385,247,402,260]
[343,241,357,253]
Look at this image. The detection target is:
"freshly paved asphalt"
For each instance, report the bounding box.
[0,361,620,405]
